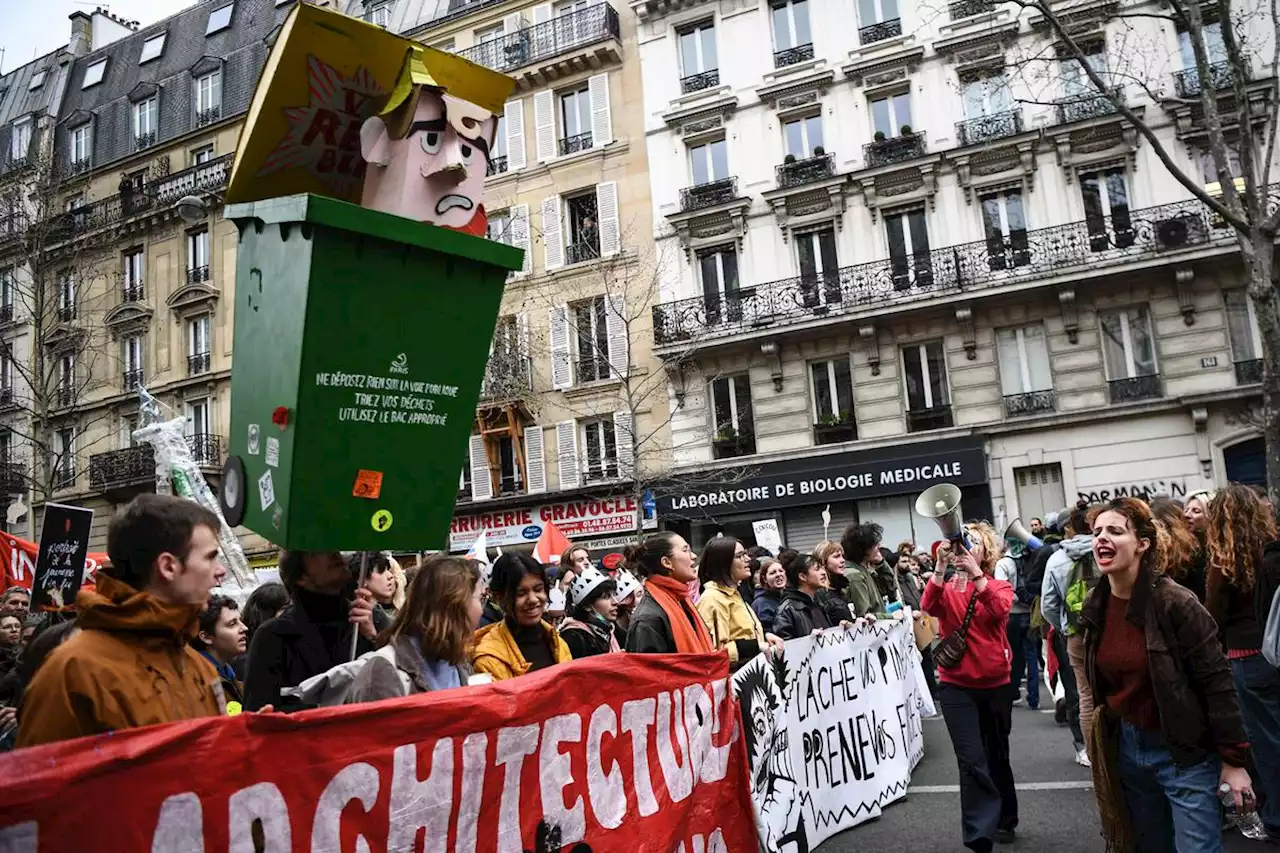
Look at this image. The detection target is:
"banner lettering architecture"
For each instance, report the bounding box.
[733,619,935,853]
[0,653,756,853]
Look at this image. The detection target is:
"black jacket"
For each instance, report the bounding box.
[478,600,504,628]
[624,594,694,654]
[243,588,386,711]
[773,589,833,640]
[560,616,616,659]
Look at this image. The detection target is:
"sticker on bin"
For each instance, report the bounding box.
[353,470,384,499]
[371,509,393,532]
[258,471,276,511]
[266,437,280,468]
[247,424,261,456]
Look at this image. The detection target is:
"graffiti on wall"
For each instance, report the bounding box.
[1077,479,1191,504]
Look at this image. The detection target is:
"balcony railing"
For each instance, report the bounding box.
[582,455,621,484]
[195,106,222,128]
[54,465,75,490]
[44,153,233,244]
[1173,61,1239,98]
[1055,93,1120,124]
[864,131,927,168]
[1003,390,1056,417]
[122,283,144,302]
[134,131,156,152]
[776,152,836,189]
[1235,358,1263,385]
[487,155,509,177]
[679,177,738,212]
[480,351,532,399]
[0,304,13,324]
[651,191,1247,345]
[681,69,720,94]
[1109,374,1162,403]
[566,239,600,265]
[188,352,211,375]
[950,0,995,17]
[68,158,91,176]
[0,387,13,407]
[956,110,1023,146]
[558,132,594,156]
[774,43,814,68]
[187,433,223,466]
[456,3,620,73]
[859,18,902,44]
[122,369,144,391]
[56,305,75,323]
[907,405,954,433]
[56,385,74,408]
[0,461,26,494]
[90,434,223,492]
[712,430,755,459]
[187,265,210,284]
[814,418,857,445]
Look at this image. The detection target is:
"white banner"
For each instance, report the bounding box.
[733,618,935,853]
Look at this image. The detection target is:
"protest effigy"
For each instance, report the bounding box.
[0,652,755,852]
[734,618,935,853]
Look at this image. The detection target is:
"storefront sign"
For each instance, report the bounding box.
[449,496,639,551]
[657,438,986,518]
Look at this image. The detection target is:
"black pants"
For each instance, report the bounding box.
[1052,629,1084,749]
[938,682,1018,852]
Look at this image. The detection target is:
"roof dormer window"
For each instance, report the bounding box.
[28,71,47,91]
[207,4,234,35]
[82,58,107,89]
[140,33,166,63]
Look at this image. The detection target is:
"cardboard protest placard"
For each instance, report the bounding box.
[29,504,94,612]
[1,533,106,592]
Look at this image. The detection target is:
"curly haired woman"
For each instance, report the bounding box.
[1204,484,1280,840]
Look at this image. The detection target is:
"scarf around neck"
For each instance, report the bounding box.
[645,575,714,654]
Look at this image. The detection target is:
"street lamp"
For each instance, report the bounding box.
[176,194,211,225]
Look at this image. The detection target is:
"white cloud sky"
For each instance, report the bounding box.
[1,0,194,74]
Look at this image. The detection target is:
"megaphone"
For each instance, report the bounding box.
[915,483,968,547]
[1004,517,1044,551]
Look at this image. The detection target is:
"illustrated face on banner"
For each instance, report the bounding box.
[359,87,496,236]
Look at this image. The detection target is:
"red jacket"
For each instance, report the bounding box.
[921,577,1014,690]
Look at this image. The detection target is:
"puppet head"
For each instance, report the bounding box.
[359,83,496,236]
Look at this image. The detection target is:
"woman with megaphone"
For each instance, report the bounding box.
[921,520,1019,852]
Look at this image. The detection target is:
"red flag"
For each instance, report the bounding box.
[0,534,107,591]
[531,520,572,565]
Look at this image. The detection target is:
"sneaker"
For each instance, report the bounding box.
[1075,748,1092,768]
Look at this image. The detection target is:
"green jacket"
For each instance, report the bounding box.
[843,565,888,617]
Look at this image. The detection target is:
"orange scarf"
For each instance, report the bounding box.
[645,575,715,654]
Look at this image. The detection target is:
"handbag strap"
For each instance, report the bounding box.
[953,588,980,641]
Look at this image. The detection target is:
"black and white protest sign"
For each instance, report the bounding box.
[733,619,935,853]
[30,503,94,612]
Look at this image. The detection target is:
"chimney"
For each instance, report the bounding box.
[68,11,92,57]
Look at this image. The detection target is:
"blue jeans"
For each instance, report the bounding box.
[1007,611,1039,708]
[1231,654,1280,835]
[1118,721,1223,853]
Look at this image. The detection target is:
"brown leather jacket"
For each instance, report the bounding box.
[1081,566,1249,767]
[16,575,224,748]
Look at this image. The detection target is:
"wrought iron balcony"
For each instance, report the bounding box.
[68,158,91,176]
[0,387,13,408]
[566,239,600,265]
[90,434,223,493]
[1003,390,1056,417]
[457,3,620,73]
[487,155,509,177]
[480,351,532,400]
[54,464,76,490]
[56,305,75,323]
[122,283,144,302]
[907,405,954,433]
[187,265,210,284]
[122,369,144,391]
[187,433,223,466]
[0,304,13,324]
[859,18,902,44]
[864,132,926,168]
[188,351,211,375]
[1109,374,1162,403]
[1235,358,1263,385]
[196,106,222,128]
[776,152,836,189]
[712,430,755,459]
[681,69,720,94]
[774,43,814,68]
[558,132,594,156]
[956,110,1023,146]
[651,191,1248,346]
[1055,92,1120,124]
[950,0,994,17]
[679,177,738,212]
[1172,61,1242,98]
[813,418,857,445]
[0,460,26,494]
[134,131,156,152]
[56,385,74,408]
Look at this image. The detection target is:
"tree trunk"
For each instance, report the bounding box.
[1242,234,1280,507]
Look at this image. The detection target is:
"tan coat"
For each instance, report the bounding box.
[696,581,766,665]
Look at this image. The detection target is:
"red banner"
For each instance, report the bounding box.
[0,652,757,853]
[0,534,106,592]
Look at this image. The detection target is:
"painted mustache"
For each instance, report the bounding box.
[435,194,475,215]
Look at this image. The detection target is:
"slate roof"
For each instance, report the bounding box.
[55,0,294,173]
[0,48,74,174]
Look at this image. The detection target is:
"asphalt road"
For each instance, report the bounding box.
[817,699,1261,853]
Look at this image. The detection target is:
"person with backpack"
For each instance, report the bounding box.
[1040,506,1098,767]
[996,542,1039,709]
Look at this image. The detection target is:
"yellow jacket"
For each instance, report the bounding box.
[472,619,572,681]
[696,581,766,665]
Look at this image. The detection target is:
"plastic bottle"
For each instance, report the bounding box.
[1220,783,1269,840]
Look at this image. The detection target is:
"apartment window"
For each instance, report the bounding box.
[82,58,107,89]
[772,0,813,58]
[689,138,728,185]
[1179,22,1227,69]
[903,341,951,431]
[0,354,13,398]
[133,96,157,148]
[490,113,507,172]
[796,227,840,305]
[886,209,931,289]
[57,270,76,321]
[491,434,520,494]
[678,22,718,91]
[476,22,504,43]
[1080,167,1133,251]
[1061,43,1107,99]
[559,85,592,154]
[980,189,1029,270]
[1100,306,1157,380]
[56,428,75,488]
[122,335,144,389]
[1225,290,1263,383]
[997,325,1053,415]
[192,145,215,166]
[699,246,740,325]
[207,4,234,35]
[0,431,10,465]
[58,355,74,406]
[0,267,12,314]
[582,418,619,483]
[711,375,754,457]
[28,70,47,91]
[186,397,211,438]
[195,70,222,120]
[1199,148,1244,185]
[857,0,901,41]
[564,192,599,264]
[9,118,31,162]
[369,1,394,27]
[962,71,1011,117]
[783,114,824,159]
[68,125,91,169]
[188,314,212,375]
[187,228,210,281]
[871,92,911,138]
[140,33,166,63]
[487,211,512,244]
[810,358,855,443]
[122,248,144,299]
[572,296,609,383]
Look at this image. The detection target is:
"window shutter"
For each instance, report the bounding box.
[504,99,526,171]
[613,410,635,479]
[510,203,531,275]
[503,11,523,32]
[588,73,612,148]
[534,89,556,163]
[525,425,547,494]
[596,181,620,257]
[550,304,571,389]
[469,435,493,501]
[532,3,552,24]
[541,195,564,270]
[605,292,628,379]
[518,312,532,389]
[557,420,580,490]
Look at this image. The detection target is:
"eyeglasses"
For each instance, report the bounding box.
[733,551,747,559]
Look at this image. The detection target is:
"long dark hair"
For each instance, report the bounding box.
[698,537,740,587]
[383,556,479,665]
[491,553,548,608]
[1096,497,1165,577]
[623,531,682,579]
[1204,483,1276,592]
